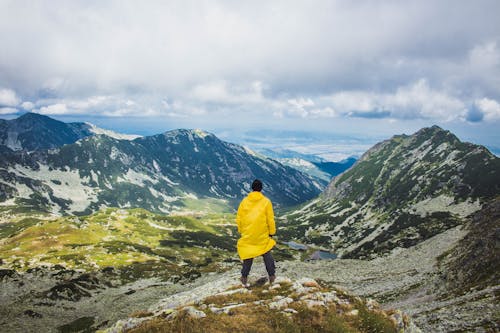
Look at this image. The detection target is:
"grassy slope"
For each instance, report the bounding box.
[0,208,234,273]
[0,207,294,281]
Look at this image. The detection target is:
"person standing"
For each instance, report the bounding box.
[236,179,276,287]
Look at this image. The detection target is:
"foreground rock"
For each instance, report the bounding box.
[101,277,420,333]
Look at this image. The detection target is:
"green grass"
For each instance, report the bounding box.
[179,197,234,214]
[0,208,240,278]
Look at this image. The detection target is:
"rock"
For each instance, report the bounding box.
[45,273,101,301]
[24,310,43,318]
[268,297,294,310]
[321,291,341,304]
[215,287,249,297]
[283,308,298,314]
[300,278,320,288]
[102,266,115,274]
[303,300,325,309]
[158,309,175,318]
[269,283,281,290]
[275,276,292,284]
[0,269,17,280]
[102,318,148,333]
[365,298,379,310]
[182,306,206,319]
[210,303,246,315]
[291,278,321,294]
[348,309,359,316]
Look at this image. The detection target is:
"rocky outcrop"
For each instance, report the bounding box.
[102,277,420,333]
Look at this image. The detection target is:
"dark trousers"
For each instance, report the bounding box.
[241,250,275,277]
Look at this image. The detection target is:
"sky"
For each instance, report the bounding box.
[0,0,499,158]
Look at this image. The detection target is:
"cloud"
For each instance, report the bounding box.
[469,41,500,72]
[21,101,35,110]
[0,88,20,106]
[328,79,466,121]
[1,1,498,96]
[190,80,264,104]
[0,1,499,135]
[0,107,18,115]
[474,98,500,121]
[38,103,68,115]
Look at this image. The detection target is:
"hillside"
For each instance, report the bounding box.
[0,113,139,152]
[0,112,93,151]
[281,126,500,258]
[0,127,322,215]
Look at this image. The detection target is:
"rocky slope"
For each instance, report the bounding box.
[0,128,322,214]
[436,196,500,295]
[282,126,500,258]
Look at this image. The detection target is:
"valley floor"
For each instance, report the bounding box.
[1,226,498,332]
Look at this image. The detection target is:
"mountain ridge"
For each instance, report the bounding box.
[0,124,322,214]
[0,112,140,152]
[282,125,500,258]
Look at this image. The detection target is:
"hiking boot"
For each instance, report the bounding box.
[269,275,276,285]
[240,276,249,288]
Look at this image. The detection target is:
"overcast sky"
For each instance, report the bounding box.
[0,0,499,154]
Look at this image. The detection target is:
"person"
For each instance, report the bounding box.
[236,179,276,287]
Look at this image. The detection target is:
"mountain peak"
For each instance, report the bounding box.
[16,112,60,124]
[161,128,216,140]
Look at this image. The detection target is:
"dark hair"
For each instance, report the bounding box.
[251,179,263,192]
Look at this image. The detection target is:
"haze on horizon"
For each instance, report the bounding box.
[1,0,499,156]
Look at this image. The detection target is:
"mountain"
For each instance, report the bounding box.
[0,113,93,151]
[0,128,322,215]
[281,126,500,258]
[0,113,139,152]
[259,148,327,163]
[312,157,357,178]
[259,147,357,184]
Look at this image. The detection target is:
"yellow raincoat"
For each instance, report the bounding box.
[236,191,276,260]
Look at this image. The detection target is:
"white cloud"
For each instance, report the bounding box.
[469,41,500,71]
[21,101,35,110]
[38,103,68,115]
[309,107,336,118]
[0,107,18,115]
[328,79,466,121]
[0,88,20,106]
[475,98,500,121]
[190,80,264,104]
